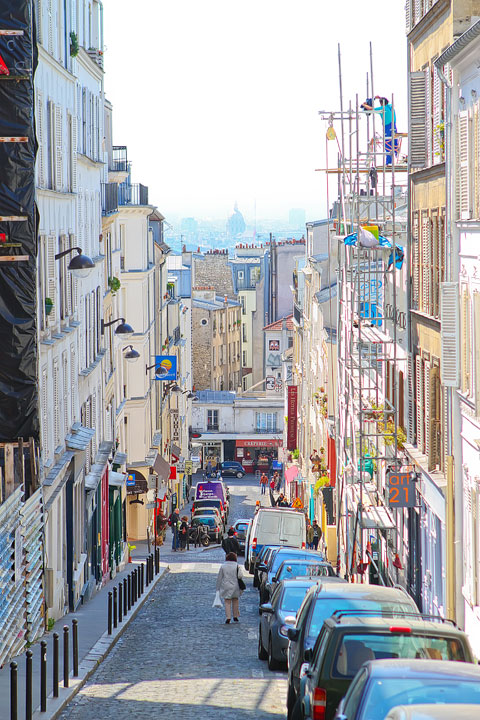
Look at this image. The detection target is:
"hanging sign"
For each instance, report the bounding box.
[386,471,416,508]
[154,355,177,381]
[287,386,298,450]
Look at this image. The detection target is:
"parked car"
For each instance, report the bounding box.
[245,507,307,573]
[253,544,282,587]
[191,498,227,523]
[232,519,250,554]
[385,703,480,720]
[259,579,317,670]
[293,615,475,720]
[190,515,222,543]
[219,461,245,478]
[334,661,480,720]
[287,583,418,718]
[259,548,332,604]
[192,507,223,527]
[271,559,336,594]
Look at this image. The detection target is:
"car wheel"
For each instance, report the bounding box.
[267,635,281,671]
[287,683,297,720]
[290,697,304,720]
[236,471,243,478]
[258,625,268,660]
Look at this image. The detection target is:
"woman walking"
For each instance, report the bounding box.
[216,552,245,624]
[179,516,189,551]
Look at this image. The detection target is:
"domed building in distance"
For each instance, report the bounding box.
[226,202,246,238]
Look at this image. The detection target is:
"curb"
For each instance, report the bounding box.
[31,566,169,720]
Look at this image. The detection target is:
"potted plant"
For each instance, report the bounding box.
[108,276,121,295]
[292,448,300,460]
[45,297,53,316]
[70,31,79,57]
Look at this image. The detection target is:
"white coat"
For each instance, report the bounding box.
[215,560,244,599]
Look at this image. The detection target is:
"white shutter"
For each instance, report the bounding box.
[432,64,442,162]
[431,215,439,318]
[90,290,95,362]
[41,365,49,459]
[415,355,425,452]
[47,0,53,55]
[410,72,427,168]
[425,67,432,167]
[421,215,431,314]
[474,291,480,417]
[412,211,420,309]
[70,344,77,420]
[47,233,56,324]
[54,104,63,191]
[424,360,431,460]
[71,114,78,192]
[407,354,415,443]
[63,351,69,435]
[79,298,85,370]
[406,0,412,32]
[461,286,472,395]
[53,358,60,448]
[77,189,83,249]
[440,282,460,387]
[475,101,480,219]
[36,91,45,187]
[82,88,87,155]
[458,110,471,220]
[414,0,421,24]
[91,392,97,458]
[35,0,43,44]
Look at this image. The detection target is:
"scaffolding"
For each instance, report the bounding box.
[320,44,409,583]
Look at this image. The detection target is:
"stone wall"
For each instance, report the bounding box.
[191,307,212,390]
[194,252,235,297]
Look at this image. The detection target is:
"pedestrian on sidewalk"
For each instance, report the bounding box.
[179,516,189,551]
[216,552,245,624]
[222,527,241,556]
[312,519,322,551]
[269,476,275,492]
[306,520,314,550]
[169,507,180,551]
[260,472,268,495]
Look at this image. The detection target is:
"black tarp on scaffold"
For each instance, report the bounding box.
[0,1,39,442]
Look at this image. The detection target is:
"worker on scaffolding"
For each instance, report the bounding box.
[361,95,398,166]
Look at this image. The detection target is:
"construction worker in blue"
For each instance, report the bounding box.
[361,96,398,166]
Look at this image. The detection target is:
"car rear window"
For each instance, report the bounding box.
[308,599,418,639]
[236,524,248,532]
[281,586,311,613]
[193,518,215,527]
[194,509,216,515]
[362,677,480,719]
[332,633,466,678]
[279,562,330,580]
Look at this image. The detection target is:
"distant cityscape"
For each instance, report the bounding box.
[164,205,308,253]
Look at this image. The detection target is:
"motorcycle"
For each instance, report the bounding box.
[189,524,210,547]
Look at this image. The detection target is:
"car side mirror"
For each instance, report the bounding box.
[260,603,274,614]
[287,627,300,641]
[299,662,311,679]
[304,648,313,662]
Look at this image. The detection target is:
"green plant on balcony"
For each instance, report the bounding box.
[69,31,79,57]
[45,297,53,316]
[292,448,300,460]
[108,276,121,295]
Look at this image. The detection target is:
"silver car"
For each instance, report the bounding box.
[258,579,316,671]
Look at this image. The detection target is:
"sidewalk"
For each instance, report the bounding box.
[0,544,166,720]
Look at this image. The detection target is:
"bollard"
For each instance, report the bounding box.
[53,632,59,698]
[108,591,113,634]
[141,563,144,594]
[118,582,123,623]
[151,553,154,580]
[63,625,69,688]
[155,547,159,574]
[113,586,118,629]
[127,574,131,610]
[72,619,79,677]
[133,569,137,603]
[145,558,149,587]
[26,650,33,720]
[123,577,128,615]
[137,565,141,597]
[10,661,17,720]
[40,641,47,712]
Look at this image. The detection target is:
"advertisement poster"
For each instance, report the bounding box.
[154,355,177,381]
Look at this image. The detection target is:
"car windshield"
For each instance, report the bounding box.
[308,599,418,639]
[332,633,466,678]
[278,562,330,580]
[280,586,311,613]
[361,678,480,720]
[236,524,248,533]
[272,553,309,574]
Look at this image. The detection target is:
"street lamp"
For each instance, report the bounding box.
[145,363,169,376]
[101,317,134,337]
[123,345,140,363]
[54,246,95,278]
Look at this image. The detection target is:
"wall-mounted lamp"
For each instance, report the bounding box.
[146,363,168,376]
[54,246,95,278]
[101,317,134,337]
[123,345,140,363]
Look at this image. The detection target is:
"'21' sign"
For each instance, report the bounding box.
[386,472,416,508]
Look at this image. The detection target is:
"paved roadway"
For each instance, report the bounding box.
[59,474,287,719]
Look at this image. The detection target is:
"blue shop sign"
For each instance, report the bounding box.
[154,355,177,381]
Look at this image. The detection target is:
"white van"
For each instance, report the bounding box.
[245,507,306,573]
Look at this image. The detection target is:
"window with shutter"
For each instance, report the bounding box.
[414,0,421,24]
[47,0,53,55]
[407,355,415,443]
[63,351,69,435]
[421,214,432,314]
[473,291,480,418]
[458,110,471,220]
[85,399,91,472]
[431,214,439,317]
[412,211,420,310]
[70,344,76,419]
[461,286,472,396]
[89,290,95,362]
[77,190,83,250]
[47,234,56,325]
[53,359,60,448]
[36,91,46,187]
[38,234,48,330]
[425,67,432,167]
[54,104,63,191]
[82,87,87,155]
[463,475,474,605]
[432,62,442,162]
[406,0,412,32]
[47,100,55,189]
[91,392,97,458]
[70,113,78,193]
[440,282,460,387]
[41,365,48,459]
[79,298,86,370]
[439,210,446,284]
[424,360,431,459]
[429,364,441,470]
[59,234,67,320]
[474,101,480,219]
[409,71,427,168]
[415,355,425,451]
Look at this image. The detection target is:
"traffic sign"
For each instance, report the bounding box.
[185,461,193,474]
[292,498,303,509]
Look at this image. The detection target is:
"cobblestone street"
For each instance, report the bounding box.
[59,479,287,719]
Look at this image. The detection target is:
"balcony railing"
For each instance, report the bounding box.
[101,183,118,215]
[206,424,219,431]
[255,427,278,433]
[110,146,128,173]
[118,183,149,206]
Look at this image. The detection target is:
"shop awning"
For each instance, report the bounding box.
[112,450,127,466]
[109,471,126,488]
[66,423,95,451]
[153,454,171,482]
[85,442,113,493]
[347,482,395,530]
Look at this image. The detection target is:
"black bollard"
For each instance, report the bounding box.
[127,574,131,611]
[118,582,123,623]
[113,586,118,628]
[63,625,69,688]
[108,591,113,635]
[137,566,141,597]
[141,563,144,594]
[133,569,137,603]
[145,559,149,587]
[155,547,159,574]
[53,632,59,698]
[151,553,154,580]
[10,661,17,720]
[72,619,79,677]
[25,650,32,720]
[40,641,47,712]
[123,577,128,616]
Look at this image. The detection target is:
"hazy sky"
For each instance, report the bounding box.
[102,0,407,224]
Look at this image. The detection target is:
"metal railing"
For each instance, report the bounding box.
[118,183,149,206]
[101,183,118,215]
[110,145,128,173]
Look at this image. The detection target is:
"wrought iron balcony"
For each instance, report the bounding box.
[101,183,118,215]
[110,146,128,173]
[118,183,149,206]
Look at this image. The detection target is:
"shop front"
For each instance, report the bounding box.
[125,468,149,541]
[235,438,283,473]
